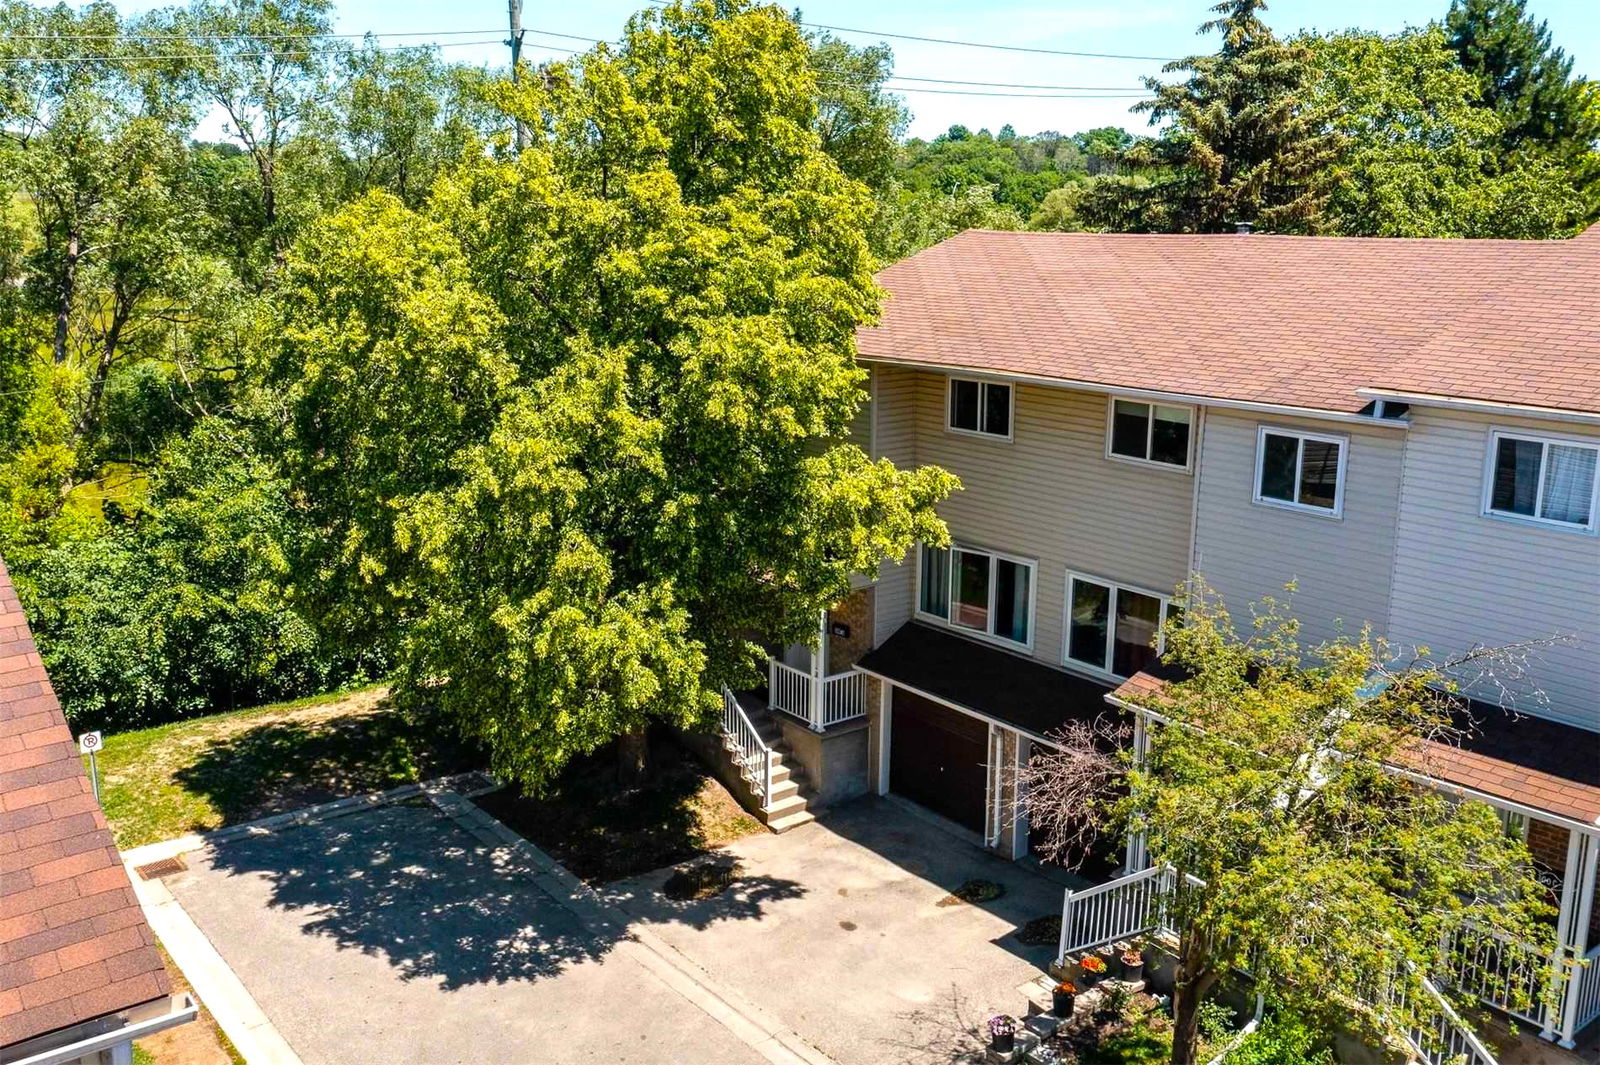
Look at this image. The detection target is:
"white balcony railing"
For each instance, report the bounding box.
[768,658,867,732]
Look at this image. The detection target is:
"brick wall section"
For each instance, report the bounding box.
[825,587,875,674]
[0,556,171,1049]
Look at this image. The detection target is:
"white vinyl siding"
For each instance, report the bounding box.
[1193,411,1402,651]
[1387,410,1600,731]
[872,364,921,641]
[910,372,1193,668]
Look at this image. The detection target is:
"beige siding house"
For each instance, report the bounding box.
[713,227,1600,1050]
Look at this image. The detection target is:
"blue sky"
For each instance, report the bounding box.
[107,0,1598,140]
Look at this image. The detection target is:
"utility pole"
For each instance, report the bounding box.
[507,0,528,151]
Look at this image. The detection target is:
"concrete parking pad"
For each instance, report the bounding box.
[603,798,1073,1065]
[161,799,770,1065]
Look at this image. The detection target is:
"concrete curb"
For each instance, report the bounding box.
[129,867,304,1065]
[424,789,840,1065]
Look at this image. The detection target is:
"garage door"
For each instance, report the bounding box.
[890,688,989,834]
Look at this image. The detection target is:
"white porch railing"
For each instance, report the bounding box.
[1440,923,1558,1030]
[1056,865,1177,965]
[767,658,866,732]
[720,685,774,810]
[1574,943,1600,1035]
[1057,868,1504,1065]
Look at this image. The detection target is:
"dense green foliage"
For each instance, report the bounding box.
[0,0,1593,736]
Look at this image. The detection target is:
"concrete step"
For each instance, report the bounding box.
[768,777,800,803]
[765,807,817,833]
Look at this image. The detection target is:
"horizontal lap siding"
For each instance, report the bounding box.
[1387,410,1600,731]
[873,364,920,642]
[907,372,1193,667]
[1192,412,1403,649]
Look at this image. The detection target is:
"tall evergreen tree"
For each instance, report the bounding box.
[1446,0,1594,154]
[1125,0,1340,233]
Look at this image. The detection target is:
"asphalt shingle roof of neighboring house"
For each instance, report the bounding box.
[0,557,170,1049]
[857,227,1600,416]
[1110,671,1600,826]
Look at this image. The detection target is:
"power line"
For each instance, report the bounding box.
[882,85,1146,99]
[805,23,1177,62]
[884,75,1146,91]
[6,28,505,41]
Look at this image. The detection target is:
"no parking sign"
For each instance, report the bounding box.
[79,730,103,800]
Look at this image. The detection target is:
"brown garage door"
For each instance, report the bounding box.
[890,688,989,834]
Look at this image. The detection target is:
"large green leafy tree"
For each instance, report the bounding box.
[1308,27,1585,237]
[270,0,955,787]
[1112,0,1340,233]
[1024,590,1553,1065]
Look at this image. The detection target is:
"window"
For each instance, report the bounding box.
[1485,431,1599,531]
[1254,427,1346,516]
[917,544,1034,647]
[1065,574,1178,678]
[948,378,1012,439]
[1107,399,1192,469]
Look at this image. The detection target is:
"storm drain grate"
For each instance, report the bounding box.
[134,855,188,880]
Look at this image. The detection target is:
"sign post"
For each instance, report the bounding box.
[78,731,103,802]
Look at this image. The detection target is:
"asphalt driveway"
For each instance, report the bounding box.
[161,798,772,1065]
[156,792,1072,1065]
[604,798,1071,1065]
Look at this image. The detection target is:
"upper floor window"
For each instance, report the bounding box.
[1065,573,1177,679]
[948,378,1012,440]
[918,543,1034,648]
[1108,399,1193,470]
[1485,430,1599,532]
[1254,427,1346,517]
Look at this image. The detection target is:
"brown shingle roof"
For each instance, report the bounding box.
[1109,670,1600,825]
[0,556,170,1048]
[858,228,1600,415]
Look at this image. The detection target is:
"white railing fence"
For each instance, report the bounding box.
[768,660,812,723]
[767,658,866,731]
[1440,923,1557,1030]
[822,670,867,727]
[1573,943,1600,1035]
[1380,962,1501,1065]
[720,685,774,810]
[1056,865,1176,965]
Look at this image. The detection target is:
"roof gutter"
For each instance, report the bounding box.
[7,995,197,1065]
[1356,388,1600,427]
[857,355,1408,429]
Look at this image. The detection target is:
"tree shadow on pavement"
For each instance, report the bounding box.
[196,798,803,991]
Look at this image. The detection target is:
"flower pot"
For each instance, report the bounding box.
[1120,956,1144,983]
[991,1031,1016,1054]
[1051,987,1077,1017]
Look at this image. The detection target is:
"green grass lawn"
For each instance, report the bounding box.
[98,686,482,849]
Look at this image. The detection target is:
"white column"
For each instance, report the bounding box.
[110,1040,134,1065]
[1124,713,1150,874]
[810,608,828,730]
[1558,829,1599,1047]
[876,682,892,795]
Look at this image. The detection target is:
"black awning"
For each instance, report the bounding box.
[857,621,1117,738]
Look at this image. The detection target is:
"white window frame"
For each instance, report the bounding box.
[945,376,1015,442]
[1481,428,1600,535]
[1061,572,1177,680]
[1103,396,1195,473]
[914,542,1037,652]
[1252,425,1348,519]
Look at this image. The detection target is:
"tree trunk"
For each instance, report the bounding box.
[1170,931,1219,1065]
[616,727,650,788]
[53,229,80,365]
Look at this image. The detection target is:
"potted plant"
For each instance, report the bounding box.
[1078,953,1107,987]
[1051,980,1077,1018]
[1119,946,1145,983]
[987,1013,1018,1054]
